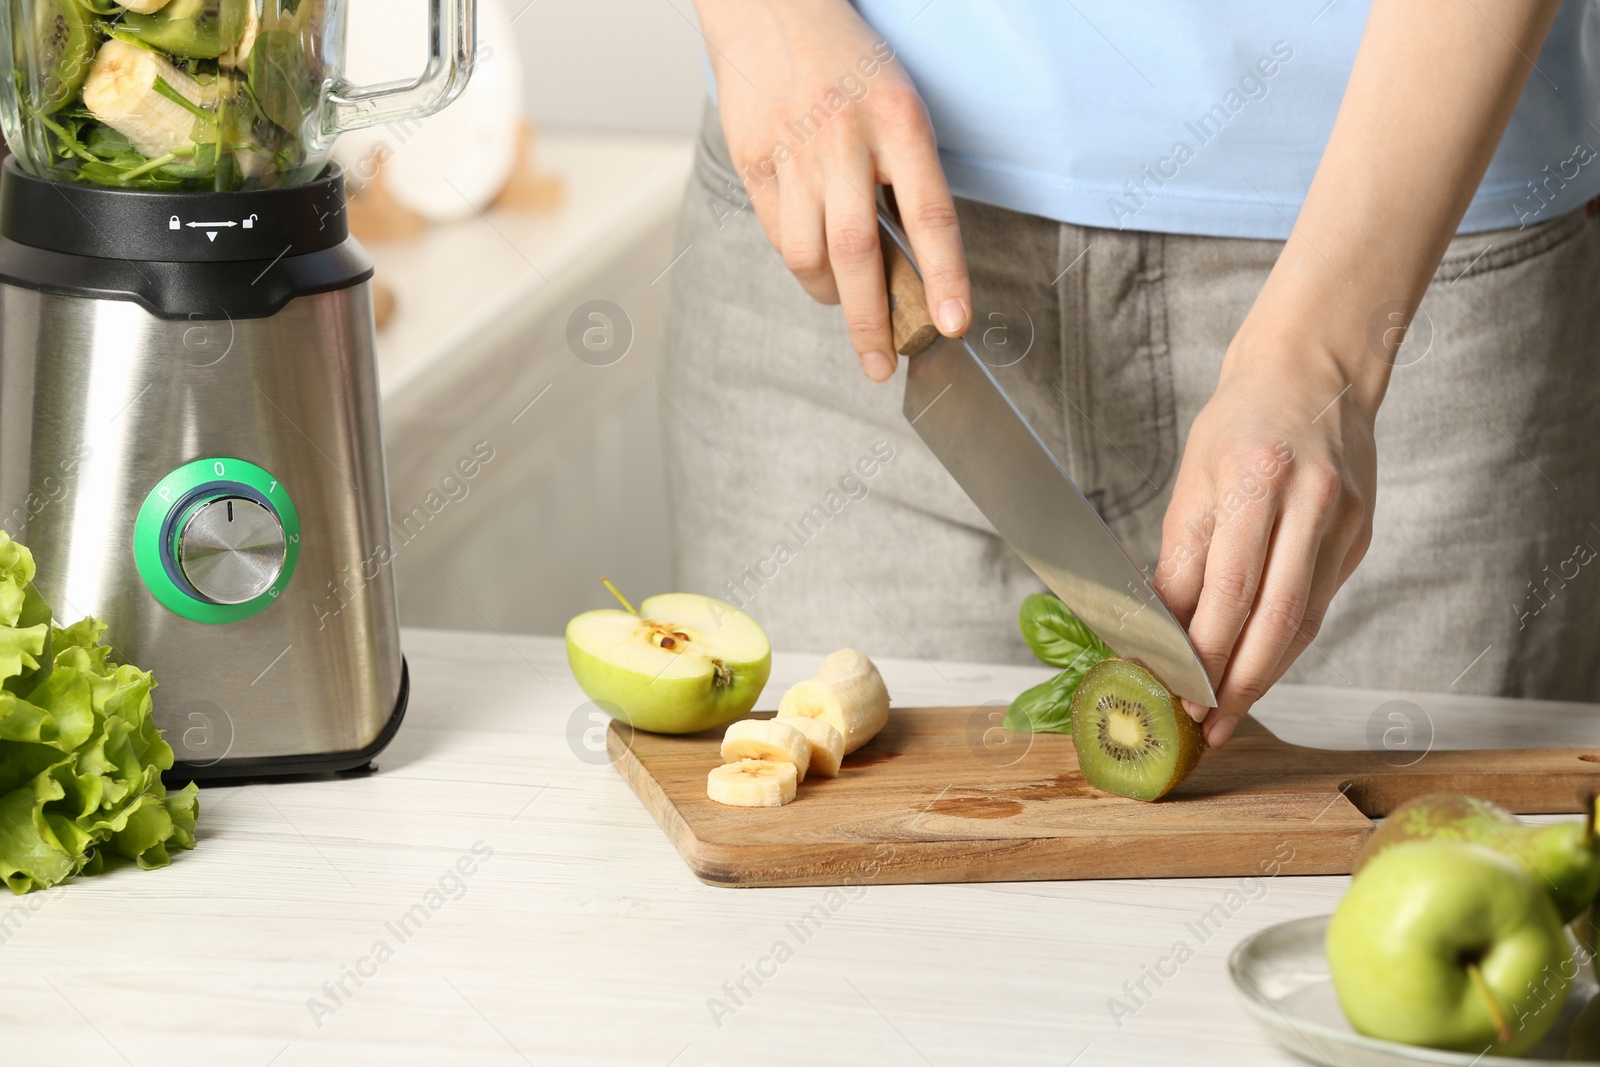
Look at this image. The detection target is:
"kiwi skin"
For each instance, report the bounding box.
[1069,658,1203,802]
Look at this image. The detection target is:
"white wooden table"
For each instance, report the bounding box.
[3,630,1595,1065]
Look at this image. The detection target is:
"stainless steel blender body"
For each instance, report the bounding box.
[0,0,476,777]
[0,162,406,776]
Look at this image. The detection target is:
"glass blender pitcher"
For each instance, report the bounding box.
[0,0,474,190]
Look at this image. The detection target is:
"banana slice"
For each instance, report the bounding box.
[119,0,174,12]
[777,648,890,754]
[82,39,205,159]
[720,719,811,781]
[707,759,796,807]
[781,716,844,778]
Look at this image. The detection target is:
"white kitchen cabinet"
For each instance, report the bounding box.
[371,131,693,635]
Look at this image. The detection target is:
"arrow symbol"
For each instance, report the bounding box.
[206,232,218,242]
[186,221,237,229]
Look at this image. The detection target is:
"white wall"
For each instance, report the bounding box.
[348,0,709,137]
[510,0,708,135]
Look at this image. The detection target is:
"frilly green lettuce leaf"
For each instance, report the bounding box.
[0,536,50,694]
[0,531,200,893]
[0,532,36,628]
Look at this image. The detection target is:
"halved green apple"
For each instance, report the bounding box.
[565,593,771,734]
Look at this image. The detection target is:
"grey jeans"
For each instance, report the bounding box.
[660,102,1600,701]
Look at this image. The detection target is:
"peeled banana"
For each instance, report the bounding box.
[777,648,890,754]
[721,719,811,781]
[781,716,844,778]
[82,39,205,159]
[707,759,796,807]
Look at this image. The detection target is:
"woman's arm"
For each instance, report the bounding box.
[1157,0,1562,746]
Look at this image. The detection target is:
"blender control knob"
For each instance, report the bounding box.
[177,497,287,605]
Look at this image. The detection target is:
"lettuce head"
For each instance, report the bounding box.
[0,531,198,893]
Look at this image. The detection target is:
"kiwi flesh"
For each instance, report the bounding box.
[21,0,96,115]
[1069,658,1202,801]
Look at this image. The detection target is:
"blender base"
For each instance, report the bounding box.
[165,659,411,786]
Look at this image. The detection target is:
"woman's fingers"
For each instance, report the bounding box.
[1201,501,1329,747]
[1262,511,1371,691]
[1182,483,1277,707]
[876,104,969,337]
[824,155,896,381]
[776,166,837,306]
[1153,489,1214,629]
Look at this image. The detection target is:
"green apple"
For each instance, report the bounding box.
[1328,840,1574,1056]
[565,593,771,734]
[1356,793,1600,922]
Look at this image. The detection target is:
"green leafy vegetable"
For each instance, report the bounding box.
[0,532,198,894]
[248,29,316,133]
[1003,669,1082,733]
[1004,594,1115,735]
[1017,592,1114,668]
[13,0,316,190]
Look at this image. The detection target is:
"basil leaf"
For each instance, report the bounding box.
[1002,667,1086,735]
[1017,592,1114,669]
[249,29,316,133]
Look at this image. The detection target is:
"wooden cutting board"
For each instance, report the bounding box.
[608,709,1600,888]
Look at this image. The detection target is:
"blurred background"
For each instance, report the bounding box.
[349,0,709,635]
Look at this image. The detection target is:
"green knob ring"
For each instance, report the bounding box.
[134,457,301,625]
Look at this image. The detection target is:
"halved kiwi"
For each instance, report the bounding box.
[121,0,249,59]
[20,0,97,115]
[1069,658,1202,801]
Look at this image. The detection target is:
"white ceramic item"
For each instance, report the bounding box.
[1229,915,1599,1066]
[336,0,524,221]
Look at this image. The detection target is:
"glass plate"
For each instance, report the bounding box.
[1229,915,1599,1065]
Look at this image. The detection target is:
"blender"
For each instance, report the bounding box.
[0,0,474,778]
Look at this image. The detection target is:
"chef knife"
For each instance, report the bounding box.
[878,211,1217,707]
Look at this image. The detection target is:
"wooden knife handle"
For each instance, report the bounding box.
[880,226,940,357]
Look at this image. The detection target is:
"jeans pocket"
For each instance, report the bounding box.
[1438,206,1591,283]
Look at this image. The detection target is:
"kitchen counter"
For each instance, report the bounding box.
[4,629,1597,1064]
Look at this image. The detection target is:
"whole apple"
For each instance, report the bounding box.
[566,593,771,734]
[1354,793,1600,922]
[1327,840,1573,1056]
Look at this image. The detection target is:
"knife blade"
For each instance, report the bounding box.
[878,211,1217,707]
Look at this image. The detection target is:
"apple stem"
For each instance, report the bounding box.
[600,577,637,615]
[1465,961,1512,1045]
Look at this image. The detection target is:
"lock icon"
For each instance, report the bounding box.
[243,214,258,229]
[169,215,181,230]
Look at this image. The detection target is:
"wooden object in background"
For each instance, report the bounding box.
[492,121,565,213]
[346,151,428,243]
[610,709,1600,888]
[371,278,397,331]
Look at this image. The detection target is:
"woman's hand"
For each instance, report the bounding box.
[1154,344,1377,748]
[1153,0,1558,746]
[695,0,970,381]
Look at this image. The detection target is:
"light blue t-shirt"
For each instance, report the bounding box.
[846,1,1600,238]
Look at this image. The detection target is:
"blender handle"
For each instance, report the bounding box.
[320,0,478,138]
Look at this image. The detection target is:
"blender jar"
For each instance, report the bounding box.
[0,0,473,191]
